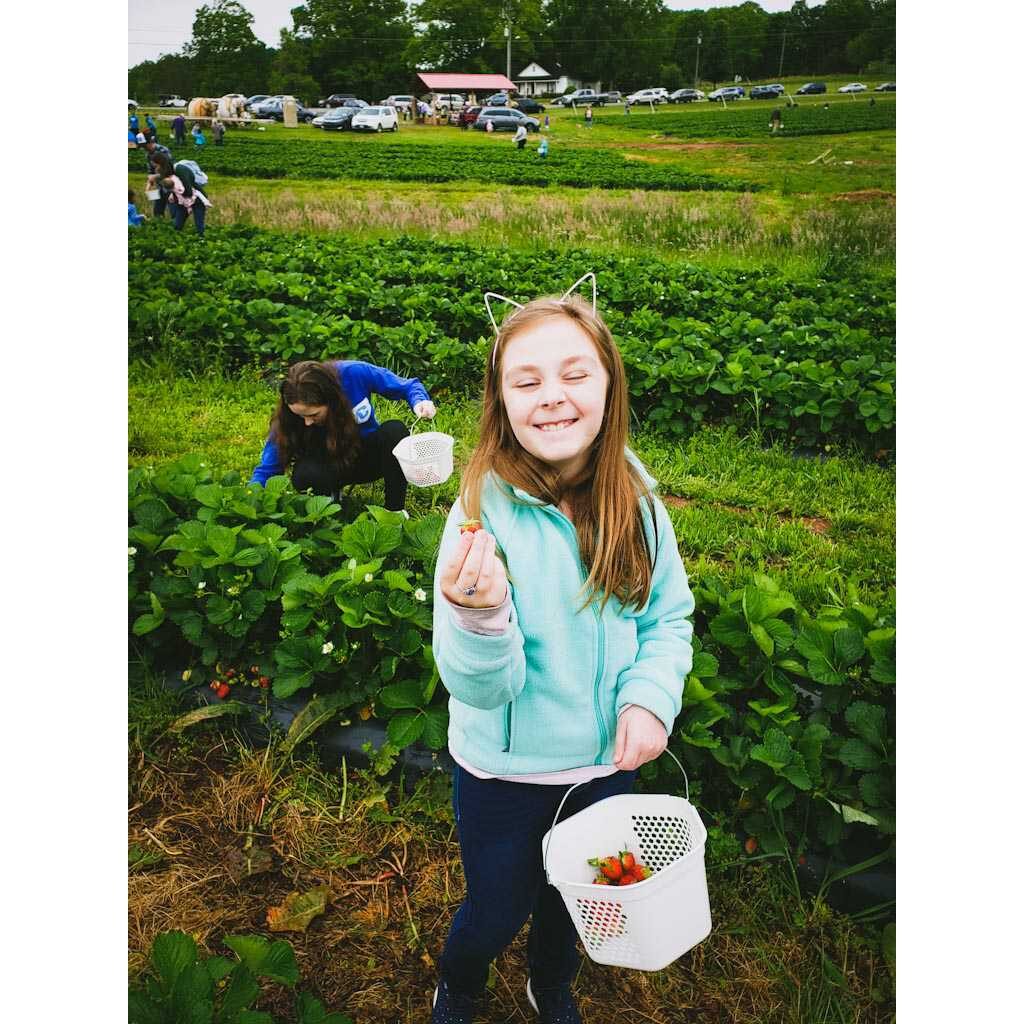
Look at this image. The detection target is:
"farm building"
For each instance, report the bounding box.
[513,62,599,96]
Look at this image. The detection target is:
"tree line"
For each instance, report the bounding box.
[128,0,896,106]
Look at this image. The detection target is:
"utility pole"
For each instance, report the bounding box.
[505,5,512,81]
[694,33,702,89]
[778,27,787,79]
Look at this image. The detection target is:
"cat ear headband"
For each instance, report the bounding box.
[485,273,597,369]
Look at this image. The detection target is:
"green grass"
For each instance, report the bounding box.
[129,170,893,274]
[128,362,894,610]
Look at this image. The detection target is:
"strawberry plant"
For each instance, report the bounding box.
[130,455,446,750]
[128,929,352,1024]
[659,573,894,865]
[616,98,896,139]
[130,135,758,193]
[128,229,894,452]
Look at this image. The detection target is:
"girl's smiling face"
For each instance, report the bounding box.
[500,316,610,479]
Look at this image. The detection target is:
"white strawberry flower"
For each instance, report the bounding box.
[197,581,206,590]
[364,573,374,583]
[322,641,334,655]
[414,588,427,602]
[128,546,137,556]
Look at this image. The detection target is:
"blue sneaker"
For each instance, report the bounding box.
[431,980,480,1023]
[526,977,583,1024]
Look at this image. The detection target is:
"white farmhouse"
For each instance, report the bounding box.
[513,62,601,97]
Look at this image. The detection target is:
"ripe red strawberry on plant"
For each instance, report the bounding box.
[215,683,231,699]
[744,837,758,855]
[259,676,271,689]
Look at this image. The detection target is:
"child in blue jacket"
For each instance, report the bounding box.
[430,280,695,1023]
[250,359,436,512]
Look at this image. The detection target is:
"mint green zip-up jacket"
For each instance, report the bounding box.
[432,453,695,776]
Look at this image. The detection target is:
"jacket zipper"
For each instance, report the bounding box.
[550,506,608,764]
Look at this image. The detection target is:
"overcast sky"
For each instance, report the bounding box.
[128,0,825,67]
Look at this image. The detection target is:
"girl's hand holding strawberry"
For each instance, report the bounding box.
[613,705,668,771]
[440,523,508,609]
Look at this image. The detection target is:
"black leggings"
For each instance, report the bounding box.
[291,420,410,512]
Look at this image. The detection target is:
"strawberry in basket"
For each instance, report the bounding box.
[587,848,652,886]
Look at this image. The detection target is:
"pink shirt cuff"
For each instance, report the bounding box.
[445,588,512,635]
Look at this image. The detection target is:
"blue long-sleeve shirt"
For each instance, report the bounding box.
[128,203,145,226]
[250,360,430,485]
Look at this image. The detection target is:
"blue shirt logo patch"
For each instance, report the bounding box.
[351,397,372,424]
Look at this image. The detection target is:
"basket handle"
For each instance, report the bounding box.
[542,748,689,883]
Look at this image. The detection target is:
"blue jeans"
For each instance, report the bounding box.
[440,764,637,996]
[172,198,206,236]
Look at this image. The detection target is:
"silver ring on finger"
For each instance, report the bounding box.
[461,585,477,596]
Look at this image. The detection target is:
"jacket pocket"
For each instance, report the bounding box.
[503,701,516,753]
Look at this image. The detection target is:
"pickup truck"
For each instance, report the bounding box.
[556,89,614,107]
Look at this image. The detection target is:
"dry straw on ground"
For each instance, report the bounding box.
[129,731,891,1023]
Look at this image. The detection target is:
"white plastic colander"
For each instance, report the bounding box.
[541,750,712,971]
[391,416,454,488]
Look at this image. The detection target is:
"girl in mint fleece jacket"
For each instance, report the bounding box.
[429,290,694,1024]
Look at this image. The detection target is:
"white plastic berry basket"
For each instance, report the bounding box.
[391,416,454,488]
[145,189,161,200]
[542,750,712,971]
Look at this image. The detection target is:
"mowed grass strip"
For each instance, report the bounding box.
[128,171,894,272]
[128,365,894,607]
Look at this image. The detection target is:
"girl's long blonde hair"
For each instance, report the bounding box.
[460,296,656,614]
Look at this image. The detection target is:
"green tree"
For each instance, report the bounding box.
[408,0,544,77]
[269,29,322,103]
[544,0,669,92]
[184,0,272,96]
[289,0,415,101]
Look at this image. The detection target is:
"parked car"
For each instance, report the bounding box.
[380,95,415,111]
[318,107,359,131]
[626,88,665,105]
[422,93,464,112]
[351,105,399,131]
[750,83,785,99]
[838,82,867,93]
[472,107,540,132]
[457,105,483,129]
[875,82,896,92]
[484,92,510,106]
[603,91,623,104]
[158,94,188,108]
[512,96,545,114]
[252,98,316,123]
[669,88,704,102]
[560,88,601,106]
[708,86,745,101]
[245,94,272,111]
[795,82,827,95]
[322,94,355,107]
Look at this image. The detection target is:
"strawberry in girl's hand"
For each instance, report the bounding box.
[459,519,482,535]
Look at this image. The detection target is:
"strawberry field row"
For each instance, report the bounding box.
[129,136,758,192]
[129,228,894,451]
[615,98,896,139]
[130,456,895,865]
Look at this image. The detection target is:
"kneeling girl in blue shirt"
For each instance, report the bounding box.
[250,359,436,512]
